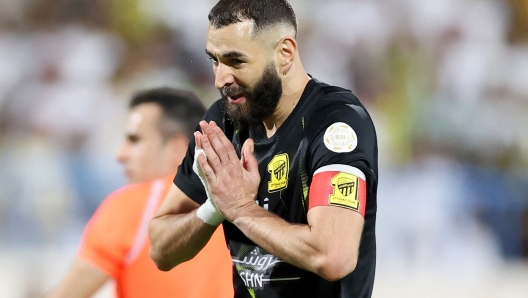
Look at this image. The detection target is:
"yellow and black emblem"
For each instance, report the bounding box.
[329,172,359,210]
[267,153,289,192]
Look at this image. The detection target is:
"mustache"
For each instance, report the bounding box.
[221,86,247,97]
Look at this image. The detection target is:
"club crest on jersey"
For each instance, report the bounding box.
[329,172,359,210]
[267,153,289,193]
[323,122,358,153]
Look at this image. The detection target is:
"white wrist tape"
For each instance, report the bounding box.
[197,199,225,226]
[193,147,224,225]
[193,148,212,200]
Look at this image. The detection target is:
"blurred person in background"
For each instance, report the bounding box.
[47,88,233,298]
[149,0,378,297]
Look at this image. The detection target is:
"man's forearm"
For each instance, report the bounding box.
[45,259,109,298]
[232,203,361,281]
[149,210,217,271]
[232,205,325,275]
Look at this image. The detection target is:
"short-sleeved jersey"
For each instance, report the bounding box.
[79,176,234,298]
[175,78,378,298]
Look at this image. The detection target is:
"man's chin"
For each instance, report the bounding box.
[225,102,248,121]
[124,171,138,184]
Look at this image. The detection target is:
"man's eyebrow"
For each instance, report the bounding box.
[205,49,247,59]
[222,51,246,59]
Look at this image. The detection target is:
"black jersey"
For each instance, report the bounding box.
[175,78,378,298]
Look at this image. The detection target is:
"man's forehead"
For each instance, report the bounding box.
[125,111,144,134]
[208,20,255,40]
[129,112,143,124]
[206,21,259,54]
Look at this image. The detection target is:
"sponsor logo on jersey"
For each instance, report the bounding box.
[268,154,289,192]
[232,244,300,291]
[323,122,358,153]
[329,172,359,210]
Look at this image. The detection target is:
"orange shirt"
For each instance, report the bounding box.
[78,176,233,298]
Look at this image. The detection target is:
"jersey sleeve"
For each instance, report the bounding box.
[174,99,226,205]
[306,96,378,197]
[77,189,135,278]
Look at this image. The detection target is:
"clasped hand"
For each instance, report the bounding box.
[195,121,260,222]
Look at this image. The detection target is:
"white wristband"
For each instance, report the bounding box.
[196,199,224,226]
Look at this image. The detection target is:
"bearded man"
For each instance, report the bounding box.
[149,1,379,297]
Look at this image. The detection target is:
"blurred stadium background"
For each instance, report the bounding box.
[0,0,527,297]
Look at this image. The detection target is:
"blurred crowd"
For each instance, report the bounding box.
[0,0,527,296]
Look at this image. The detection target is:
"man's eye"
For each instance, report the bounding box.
[208,57,218,63]
[128,135,139,143]
[232,59,244,65]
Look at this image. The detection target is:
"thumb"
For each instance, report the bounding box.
[242,139,258,173]
[241,138,255,157]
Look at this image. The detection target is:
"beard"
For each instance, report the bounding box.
[221,62,283,130]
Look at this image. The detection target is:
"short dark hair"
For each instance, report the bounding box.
[129,88,206,141]
[208,0,297,37]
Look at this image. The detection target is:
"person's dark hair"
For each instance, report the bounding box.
[208,0,297,37]
[129,88,206,141]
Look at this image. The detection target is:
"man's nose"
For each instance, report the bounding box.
[215,64,235,89]
[116,143,128,164]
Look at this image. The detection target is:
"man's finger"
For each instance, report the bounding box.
[201,134,223,171]
[199,121,209,136]
[197,152,216,185]
[206,126,230,166]
[214,126,240,163]
[194,131,203,149]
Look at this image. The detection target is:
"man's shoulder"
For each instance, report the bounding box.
[105,181,153,203]
[99,179,169,213]
[86,178,172,235]
[306,80,370,126]
[310,79,361,110]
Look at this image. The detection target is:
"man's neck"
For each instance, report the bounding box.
[262,72,311,138]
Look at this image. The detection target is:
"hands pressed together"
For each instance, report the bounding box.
[194,120,261,222]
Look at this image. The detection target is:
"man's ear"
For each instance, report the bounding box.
[166,135,189,166]
[277,37,297,76]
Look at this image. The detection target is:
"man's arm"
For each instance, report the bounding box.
[150,120,230,271]
[233,204,363,281]
[196,122,364,281]
[46,259,109,298]
[148,185,218,271]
